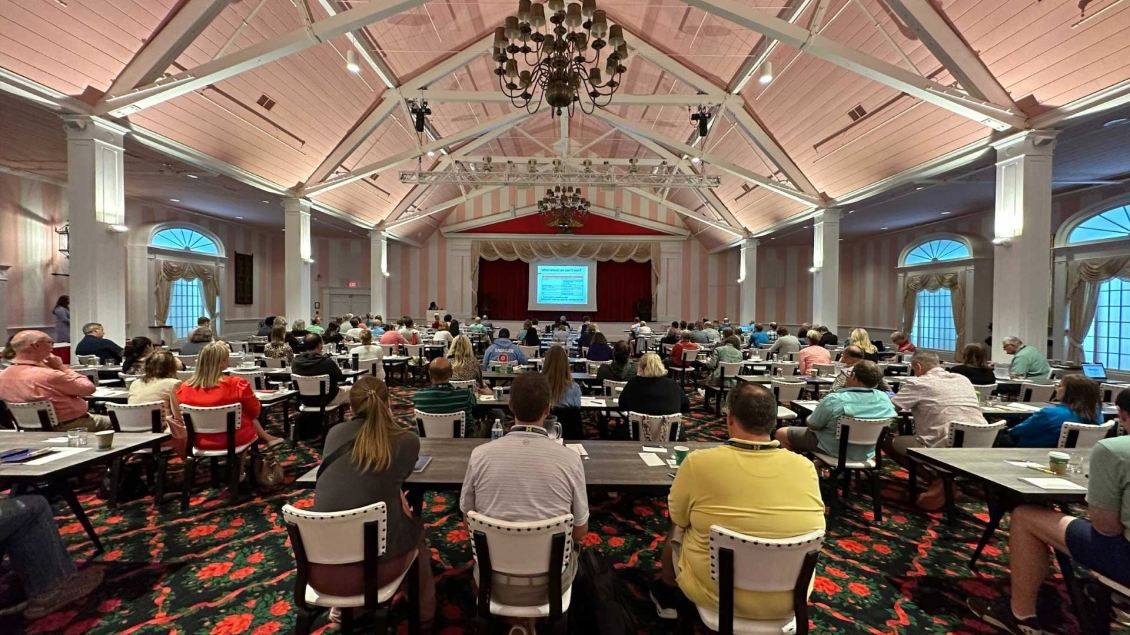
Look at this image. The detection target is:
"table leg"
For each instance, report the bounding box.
[969,489,1006,572]
[407,486,424,515]
[907,458,918,505]
[107,456,122,509]
[284,398,292,441]
[52,479,104,553]
[1054,550,1086,626]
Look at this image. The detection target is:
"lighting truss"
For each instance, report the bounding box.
[398,169,720,189]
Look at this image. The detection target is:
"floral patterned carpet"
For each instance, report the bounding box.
[0,385,1121,635]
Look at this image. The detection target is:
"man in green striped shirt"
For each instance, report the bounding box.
[413,358,476,437]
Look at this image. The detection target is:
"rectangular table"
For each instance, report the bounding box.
[0,431,169,552]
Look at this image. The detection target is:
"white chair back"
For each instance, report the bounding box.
[6,401,59,431]
[709,526,825,592]
[466,512,574,577]
[603,380,627,396]
[1102,383,1125,404]
[229,369,267,390]
[1020,381,1056,403]
[627,412,682,442]
[681,347,700,364]
[118,372,143,385]
[771,361,798,376]
[414,409,466,438]
[107,401,164,433]
[450,379,477,394]
[293,374,332,399]
[972,384,996,402]
[835,416,894,448]
[1058,421,1115,449]
[405,344,425,361]
[282,501,388,564]
[226,353,245,368]
[381,344,399,357]
[813,363,837,377]
[181,403,242,435]
[74,367,101,382]
[262,356,288,368]
[718,361,743,381]
[948,420,1006,448]
[176,370,195,381]
[519,345,539,358]
[771,379,806,403]
[76,354,101,367]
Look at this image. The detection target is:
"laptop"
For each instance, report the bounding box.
[1081,362,1108,382]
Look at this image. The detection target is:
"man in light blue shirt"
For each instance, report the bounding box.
[1003,336,1051,379]
[482,329,528,368]
[776,361,896,463]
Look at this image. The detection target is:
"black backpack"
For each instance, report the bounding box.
[568,550,636,635]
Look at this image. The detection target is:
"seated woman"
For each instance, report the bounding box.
[578,322,596,349]
[128,350,187,455]
[178,328,213,356]
[659,327,680,346]
[618,352,690,415]
[351,329,385,380]
[848,328,881,362]
[176,342,283,449]
[1005,375,1104,448]
[586,332,613,362]
[448,335,490,394]
[544,344,581,408]
[521,321,541,347]
[669,331,700,368]
[262,325,294,364]
[797,332,832,375]
[552,323,570,344]
[312,376,435,629]
[290,318,310,341]
[122,336,155,375]
[949,342,996,386]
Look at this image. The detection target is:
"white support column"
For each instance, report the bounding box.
[738,238,759,325]
[64,116,129,346]
[283,198,313,323]
[370,230,389,318]
[990,131,1057,365]
[657,242,685,323]
[0,266,10,339]
[446,238,474,319]
[812,209,841,334]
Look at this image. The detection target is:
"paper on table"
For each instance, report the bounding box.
[479,395,497,402]
[567,444,588,456]
[642,445,667,453]
[26,447,91,465]
[580,397,606,407]
[1006,460,1045,469]
[1020,477,1086,491]
[639,452,666,467]
[43,437,70,444]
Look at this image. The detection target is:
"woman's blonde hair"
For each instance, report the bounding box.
[359,329,373,345]
[292,319,306,331]
[637,352,666,378]
[348,376,403,472]
[543,345,573,404]
[448,335,475,375]
[850,328,876,354]
[186,341,229,389]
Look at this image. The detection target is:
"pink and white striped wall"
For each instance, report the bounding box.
[0,173,68,331]
[445,187,686,229]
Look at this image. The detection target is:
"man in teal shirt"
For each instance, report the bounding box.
[775,361,896,464]
[1003,336,1051,379]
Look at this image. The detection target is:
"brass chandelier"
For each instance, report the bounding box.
[493,0,629,117]
[538,186,590,233]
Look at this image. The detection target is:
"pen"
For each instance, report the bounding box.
[1025,465,1056,475]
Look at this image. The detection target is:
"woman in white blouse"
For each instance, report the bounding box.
[352,329,385,379]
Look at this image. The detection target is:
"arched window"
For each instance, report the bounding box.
[903,239,970,265]
[1067,204,1130,245]
[151,227,219,254]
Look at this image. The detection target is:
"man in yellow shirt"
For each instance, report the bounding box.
[651,383,826,621]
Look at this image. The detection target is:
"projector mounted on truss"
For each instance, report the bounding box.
[398,157,720,189]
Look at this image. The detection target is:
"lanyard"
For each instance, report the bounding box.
[510,425,549,437]
[726,439,780,451]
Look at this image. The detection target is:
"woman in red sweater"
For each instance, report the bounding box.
[176,342,283,450]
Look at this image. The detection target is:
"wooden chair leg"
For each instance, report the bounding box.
[870,470,883,523]
[181,456,196,511]
[107,456,123,509]
[154,453,168,508]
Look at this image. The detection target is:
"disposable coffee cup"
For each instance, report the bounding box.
[95,429,114,450]
[673,445,690,466]
[1048,451,1070,475]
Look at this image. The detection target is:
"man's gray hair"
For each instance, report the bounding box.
[82,323,102,335]
[1003,336,1022,346]
[911,350,940,370]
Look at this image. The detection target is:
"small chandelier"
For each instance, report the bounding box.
[494,0,628,117]
[538,186,590,233]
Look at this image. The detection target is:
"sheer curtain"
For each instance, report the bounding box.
[154,261,220,326]
[901,271,965,357]
[1065,255,1130,362]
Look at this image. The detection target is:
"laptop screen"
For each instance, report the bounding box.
[1081,363,1107,380]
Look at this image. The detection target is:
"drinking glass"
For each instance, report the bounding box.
[67,427,88,447]
[1067,453,1085,475]
[544,416,561,440]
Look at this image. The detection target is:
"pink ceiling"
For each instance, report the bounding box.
[1,0,1128,248]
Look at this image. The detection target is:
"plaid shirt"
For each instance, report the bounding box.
[766,330,779,342]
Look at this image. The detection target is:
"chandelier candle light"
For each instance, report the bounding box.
[538,185,591,233]
[494,0,628,116]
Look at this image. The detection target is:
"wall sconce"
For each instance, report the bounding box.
[991,237,1012,247]
[808,266,820,273]
[107,224,130,233]
[55,224,70,258]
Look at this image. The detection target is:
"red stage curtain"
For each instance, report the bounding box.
[477,259,529,320]
[596,260,651,322]
[476,258,651,322]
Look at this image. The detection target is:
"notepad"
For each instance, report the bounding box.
[567,444,588,456]
[1020,477,1086,491]
[642,445,666,453]
[1006,460,1045,469]
[639,452,666,467]
[26,447,90,465]
[479,395,497,401]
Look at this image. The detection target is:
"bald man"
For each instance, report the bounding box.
[0,330,110,431]
[411,357,478,437]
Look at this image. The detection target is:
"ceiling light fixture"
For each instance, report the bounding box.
[538,185,590,233]
[941,211,951,215]
[236,216,244,220]
[880,226,888,230]
[410,100,431,133]
[690,106,710,137]
[107,224,130,233]
[494,0,627,117]
[426,150,436,157]
[758,60,773,85]
[346,50,361,74]
[690,156,701,164]
[262,200,270,204]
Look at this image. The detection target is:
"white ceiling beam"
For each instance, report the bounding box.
[728,0,812,94]
[882,0,1018,109]
[104,0,232,98]
[516,128,557,155]
[451,156,670,166]
[436,124,515,169]
[809,0,832,31]
[627,187,743,237]
[405,89,719,107]
[616,22,724,98]
[304,110,533,196]
[570,128,616,158]
[97,0,429,117]
[305,91,401,185]
[593,110,825,208]
[384,185,504,230]
[402,34,495,92]
[681,0,1027,131]
[316,0,399,89]
[723,97,820,197]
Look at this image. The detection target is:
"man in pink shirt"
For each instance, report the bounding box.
[379,327,409,348]
[0,330,110,431]
[797,332,832,375]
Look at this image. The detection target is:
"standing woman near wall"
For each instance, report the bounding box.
[53,295,70,344]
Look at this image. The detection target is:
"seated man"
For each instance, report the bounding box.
[668,331,699,368]
[830,346,891,393]
[890,331,917,354]
[776,361,896,463]
[0,330,111,431]
[766,322,779,342]
[344,317,366,341]
[818,325,838,347]
[460,372,589,617]
[1003,335,1051,379]
[379,323,409,347]
[0,495,105,619]
[291,334,351,408]
[748,324,771,348]
[412,358,476,436]
[467,317,487,334]
[651,383,826,620]
[596,341,638,383]
[398,317,422,345]
[481,328,528,368]
[74,322,123,364]
[797,332,832,375]
[969,389,1130,635]
[701,321,721,343]
[767,327,800,359]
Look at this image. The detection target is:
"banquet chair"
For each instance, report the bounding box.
[679,527,825,635]
[770,379,806,406]
[467,512,574,631]
[74,366,102,384]
[414,409,467,438]
[293,375,345,444]
[262,357,288,369]
[626,412,682,443]
[450,379,477,394]
[227,353,246,368]
[176,355,197,368]
[6,401,58,431]
[704,362,744,414]
[1020,382,1057,403]
[1058,421,1115,450]
[176,370,195,381]
[1101,383,1125,404]
[813,417,894,523]
[519,344,540,359]
[106,401,170,507]
[76,355,101,367]
[283,501,421,635]
[770,362,798,377]
[1086,573,1130,635]
[669,348,701,389]
[909,420,1006,523]
[181,403,253,509]
[813,363,837,377]
[229,369,267,390]
[972,384,996,403]
[405,345,428,383]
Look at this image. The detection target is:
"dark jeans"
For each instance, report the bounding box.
[0,495,77,596]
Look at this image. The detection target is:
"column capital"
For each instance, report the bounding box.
[741,237,759,250]
[61,115,129,144]
[813,208,842,223]
[282,197,311,215]
[992,130,1058,161]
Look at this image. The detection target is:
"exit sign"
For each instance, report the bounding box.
[348,281,357,288]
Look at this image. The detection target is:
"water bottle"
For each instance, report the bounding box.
[491,419,504,440]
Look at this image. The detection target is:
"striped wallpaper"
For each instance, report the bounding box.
[445,187,686,229]
[0,173,68,330]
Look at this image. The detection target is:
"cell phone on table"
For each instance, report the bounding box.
[413,456,432,473]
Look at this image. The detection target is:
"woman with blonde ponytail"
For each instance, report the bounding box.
[311,376,435,628]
